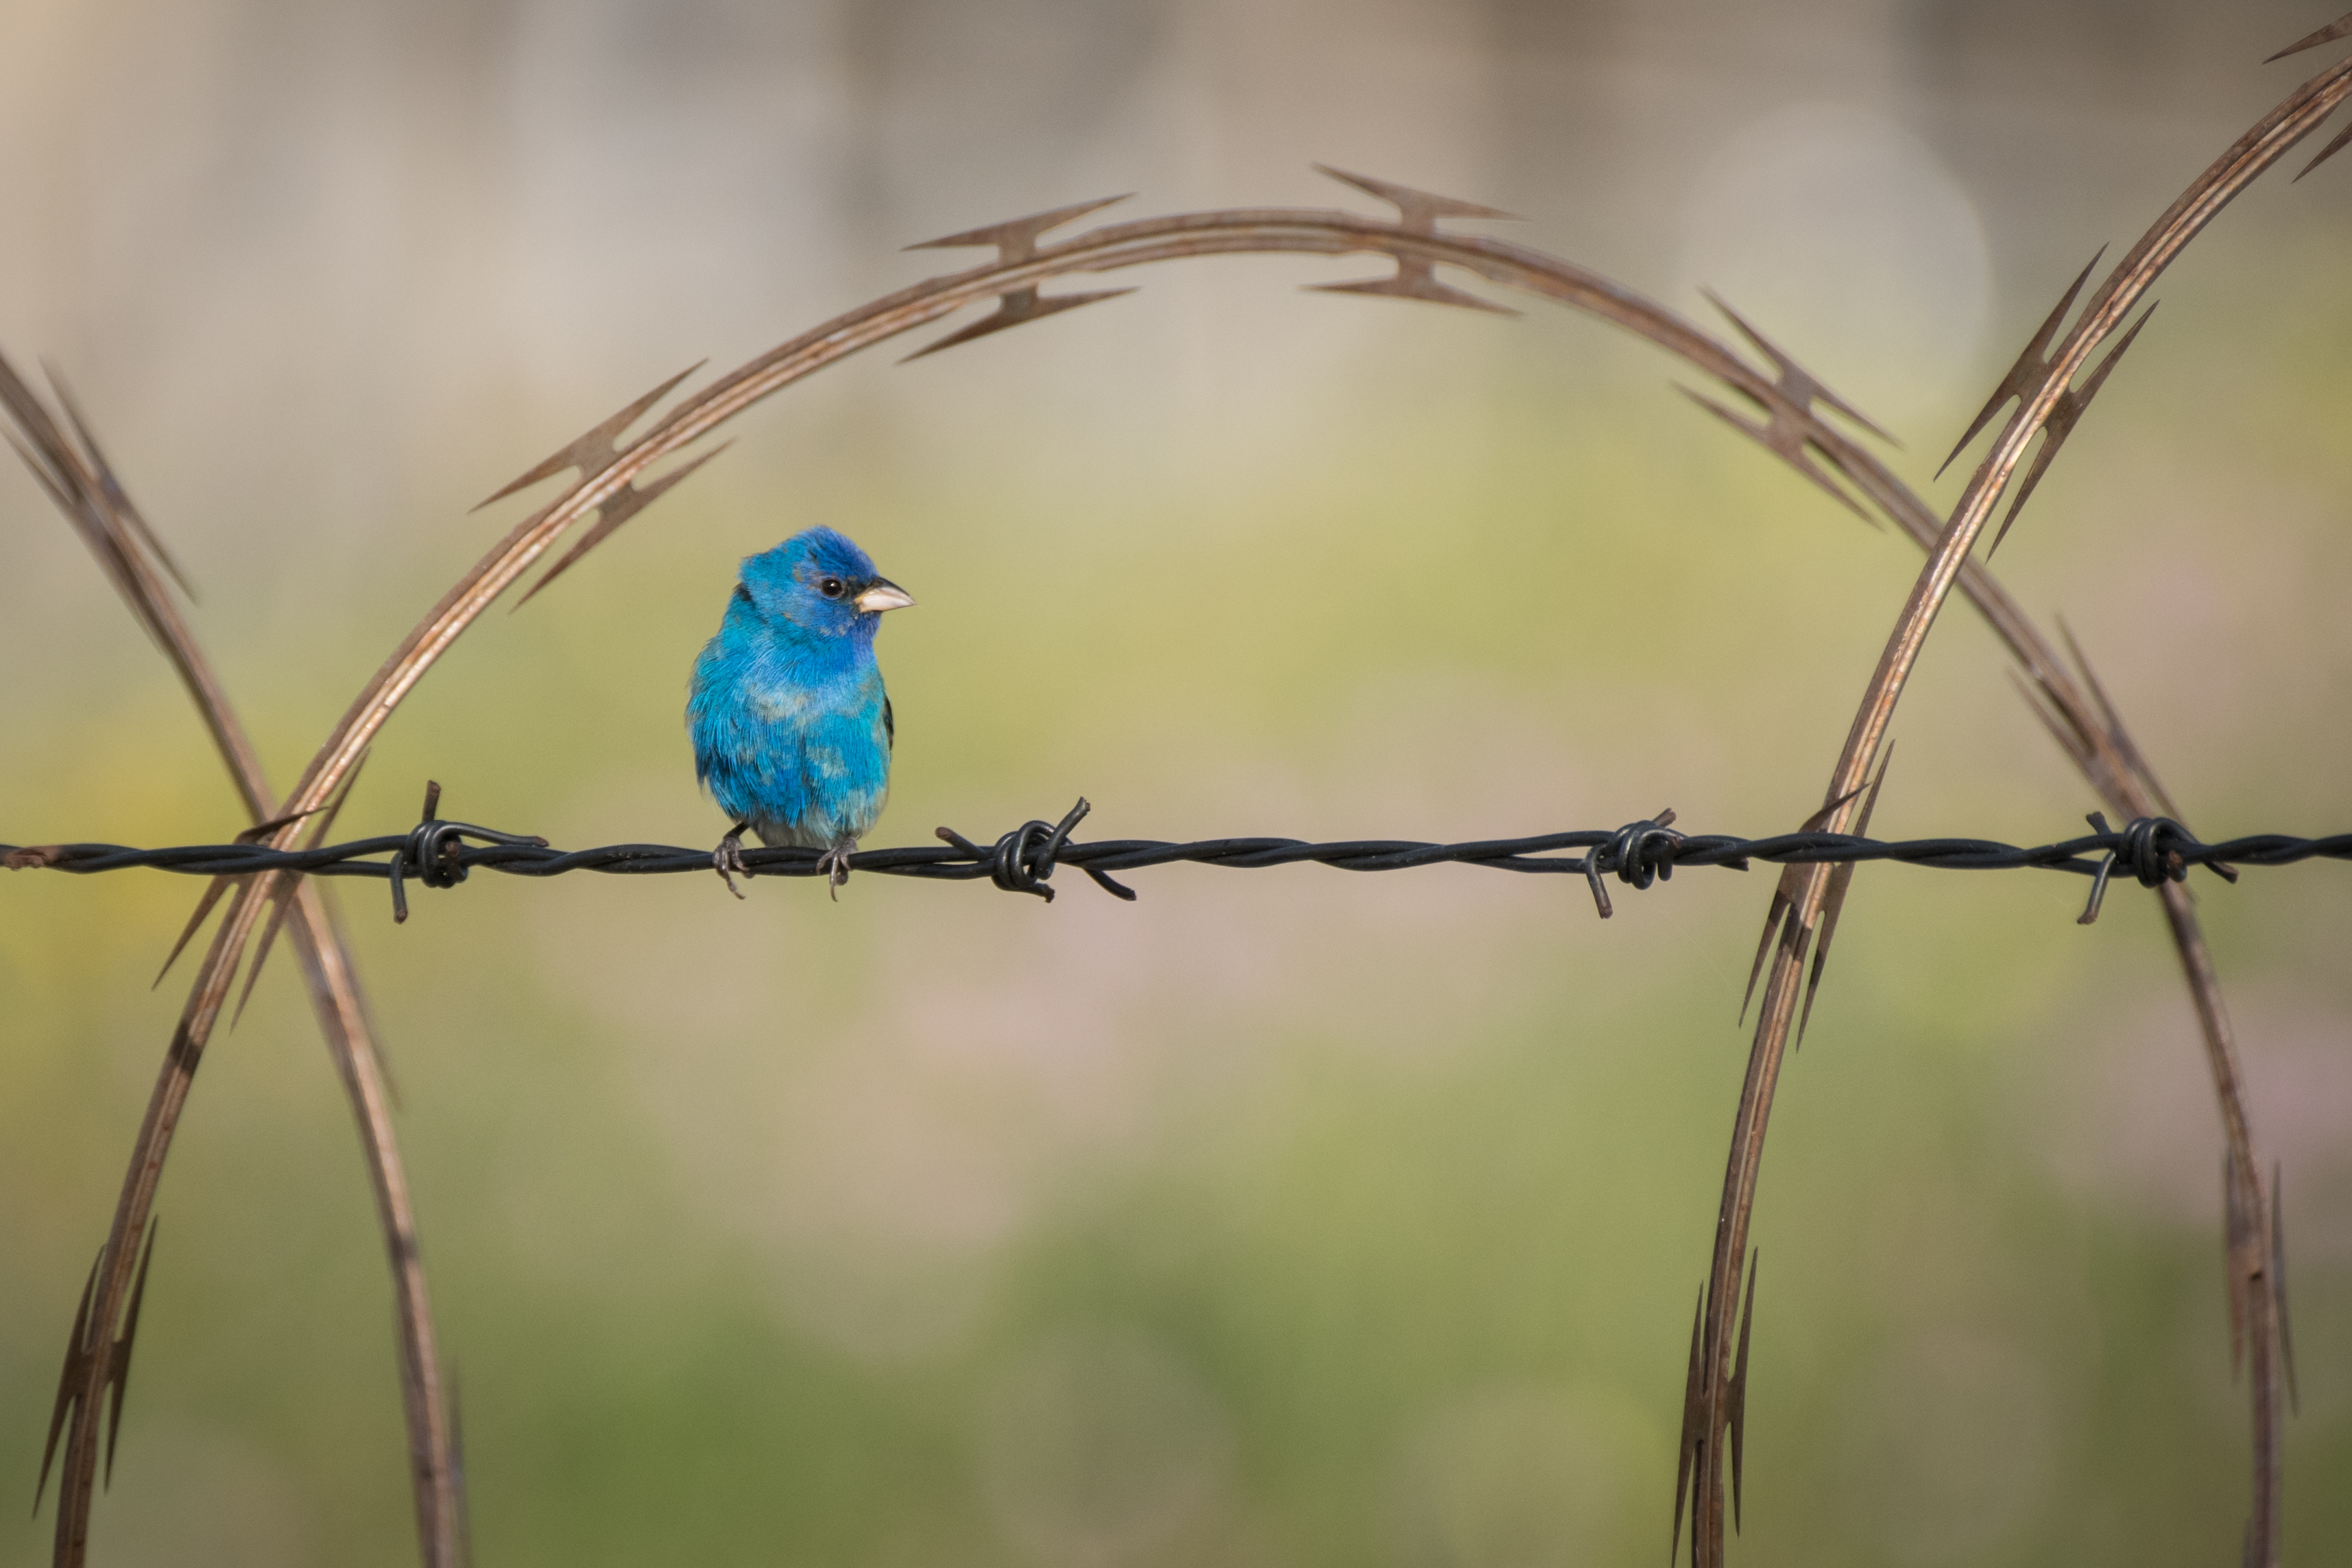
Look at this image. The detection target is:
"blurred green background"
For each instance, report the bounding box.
[3,2,2350,1564]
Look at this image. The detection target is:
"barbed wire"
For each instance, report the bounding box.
[8,792,2349,925]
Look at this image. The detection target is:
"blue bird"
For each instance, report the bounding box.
[687,527,914,897]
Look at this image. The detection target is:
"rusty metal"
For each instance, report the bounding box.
[1688,32,2352,1565]
[0,358,463,1568]
[1935,250,2103,480]
[1304,167,1520,313]
[34,1218,153,1508]
[1987,304,2158,557]
[1681,292,1891,525]
[2266,10,2352,62]
[901,195,1141,358]
[1799,745,1891,1044]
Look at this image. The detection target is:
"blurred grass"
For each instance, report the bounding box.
[4,20,2352,1563]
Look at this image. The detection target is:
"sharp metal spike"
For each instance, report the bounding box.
[905,195,1133,261]
[2264,12,2352,62]
[1989,431,2076,558]
[900,286,1139,363]
[1936,249,2106,479]
[235,807,322,845]
[1800,743,1893,1047]
[235,793,352,1023]
[1740,783,1866,1023]
[310,756,368,846]
[2056,618,2207,845]
[0,357,158,625]
[1679,386,1875,527]
[1729,1250,1758,1533]
[1703,291,1897,445]
[104,1218,158,1489]
[47,369,197,602]
[514,442,732,607]
[227,782,357,1024]
[36,1249,102,1515]
[473,362,704,511]
[1741,878,1799,1025]
[156,805,322,987]
[1672,1286,1706,1567]
[2009,669,2104,786]
[1306,167,1518,314]
[2292,113,2352,180]
[1986,304,2157,559]
[1312,165,1520,229]
[154,874,243,989]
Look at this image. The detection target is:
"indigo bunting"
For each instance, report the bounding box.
[687,527,914,897]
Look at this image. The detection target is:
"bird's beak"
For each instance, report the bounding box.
[855,578,915,614]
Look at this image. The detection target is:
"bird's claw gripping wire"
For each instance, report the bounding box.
[935,797,1136,903]
[712,821,752,900]
[1584,808,1685,919]
[817,839,856,901]
[388,780,549,924]
[2076,811,2233,925]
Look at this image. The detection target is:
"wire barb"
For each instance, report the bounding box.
[1985,304,2159,558]
[472,363,723,607]
[1585,808,1690,918]
[1308,165,1520,314]
[1677,293,1902,528]
[475,363,702,512]
[2075,811,2224,924]
[387,782,549,924]
[933,797,1136,902]
[1728,1249,1758,1533]
[2292,110,2352,181]
[1937,250,2107,481]
[2266,11,2352,63]
[36,1219,158,1514]
[1672,1283,1707,1567]
[903,195,1138,360]
[1740,783,1867,1027]
[1800,743,1893,1047]
[515,442,731,607]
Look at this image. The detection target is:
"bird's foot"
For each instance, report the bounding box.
[712,823,752,900]
[817,839,856,902]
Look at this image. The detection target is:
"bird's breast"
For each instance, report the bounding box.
[746,682,815,723]
[736,639,878,723]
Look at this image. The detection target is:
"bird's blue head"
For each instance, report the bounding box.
[736,527,915,640]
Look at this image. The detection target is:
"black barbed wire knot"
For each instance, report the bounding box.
[387,780,549,924]
[1585,808,1685,919]
[935,797,1137,903]
[2077,811,2199,926]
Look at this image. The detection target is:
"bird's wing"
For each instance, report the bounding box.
[883,695,894,752]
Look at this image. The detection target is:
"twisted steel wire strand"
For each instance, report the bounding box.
[11,796,2344,919]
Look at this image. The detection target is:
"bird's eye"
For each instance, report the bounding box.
[817,576,846,599]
